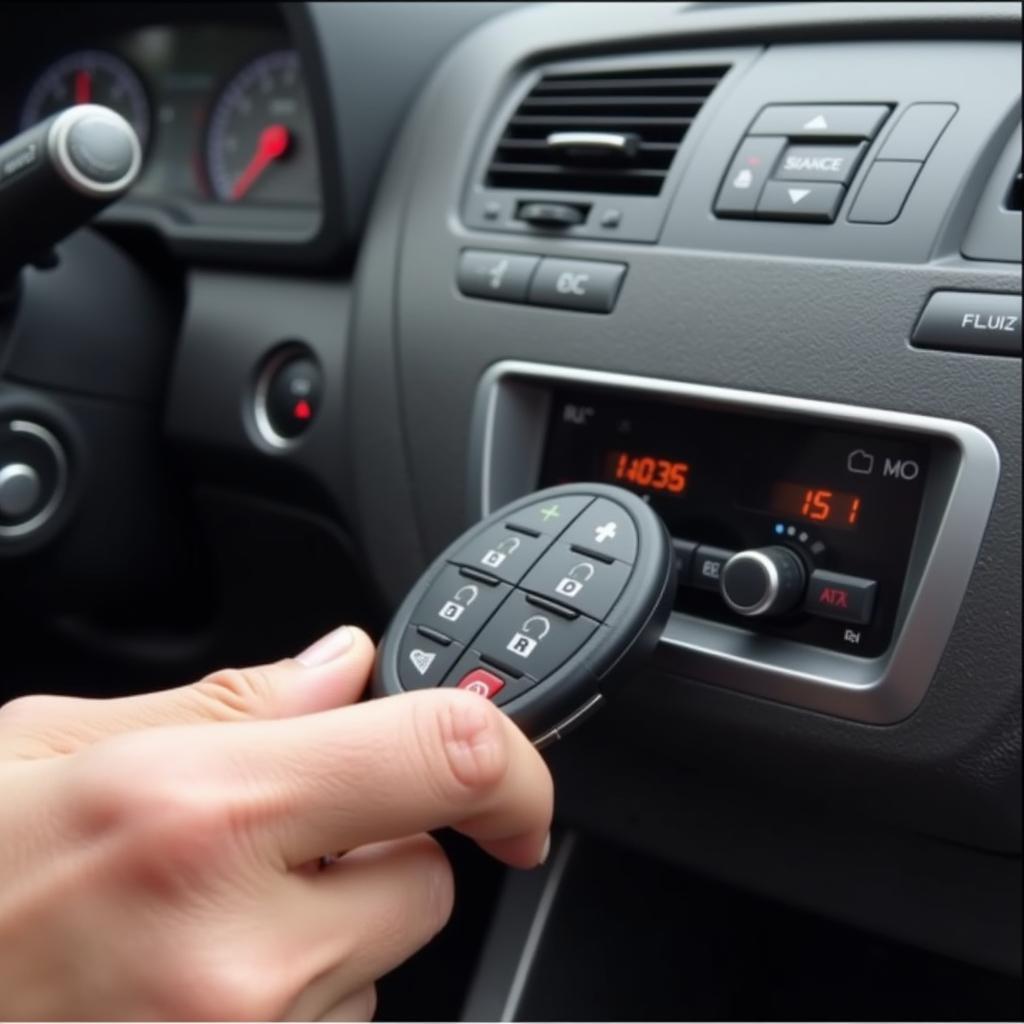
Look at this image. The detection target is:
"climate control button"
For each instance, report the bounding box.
[720,546,806,617]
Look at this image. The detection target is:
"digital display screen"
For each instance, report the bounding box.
[539,388,933,656]
[770,482,862,530]
[608,451,690,493]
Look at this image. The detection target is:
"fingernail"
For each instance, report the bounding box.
[296,625,355,668]
[538,832,552,867]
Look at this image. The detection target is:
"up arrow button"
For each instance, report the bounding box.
[749,104,890,140]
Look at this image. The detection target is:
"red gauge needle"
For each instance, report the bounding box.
[230,123,290,201]
[74,69,92,104]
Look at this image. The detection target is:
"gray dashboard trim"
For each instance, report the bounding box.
[473,360,1001,724]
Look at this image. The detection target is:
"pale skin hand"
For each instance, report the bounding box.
[0,626,553,1021]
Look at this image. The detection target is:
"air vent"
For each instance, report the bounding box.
[486,65,730,197]
[1007,159,1022,211]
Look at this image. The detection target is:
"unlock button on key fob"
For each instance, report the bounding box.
[410,565,510,646]
[472,591,597,681]
[452,523,551,584]
[521,543,631,620]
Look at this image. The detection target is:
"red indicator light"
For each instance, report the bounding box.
[293,399,312,421]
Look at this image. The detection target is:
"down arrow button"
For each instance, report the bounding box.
[757,180,845,222]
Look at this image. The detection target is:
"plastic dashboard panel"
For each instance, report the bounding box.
[469,362,1000,725]
[343,0,1022,879]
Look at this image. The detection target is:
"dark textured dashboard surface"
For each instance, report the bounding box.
[340,0,1021,969]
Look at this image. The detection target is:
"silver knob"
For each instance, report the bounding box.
[720,546,806,618]
[0,462,41,520]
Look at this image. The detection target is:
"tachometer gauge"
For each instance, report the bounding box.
[20,50,150,148]
[205,50,319,205]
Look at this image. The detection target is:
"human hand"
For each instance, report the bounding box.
[0,625,553,1021]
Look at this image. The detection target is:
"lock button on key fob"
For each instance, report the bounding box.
[372,483,675,744]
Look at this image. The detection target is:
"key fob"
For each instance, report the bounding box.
[370,483,676,746]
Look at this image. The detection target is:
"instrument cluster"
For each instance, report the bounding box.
[0,17,322,241]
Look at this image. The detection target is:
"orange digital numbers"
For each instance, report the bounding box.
[801,488,833,521]
[772,482,863,531]
[612,452,689,494]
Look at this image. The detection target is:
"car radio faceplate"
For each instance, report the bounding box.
[540,387,931,658]
[470,362,1000,723]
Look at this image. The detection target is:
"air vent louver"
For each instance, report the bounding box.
[486,65,730,197]
[1007,159,1022,211]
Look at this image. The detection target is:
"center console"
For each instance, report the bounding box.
[471,362,999,723]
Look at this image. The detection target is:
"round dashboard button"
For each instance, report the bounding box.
[254,349,322,448]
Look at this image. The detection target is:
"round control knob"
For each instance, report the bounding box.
[0,462,41,520]
[0,420,68,541]
[52,105,142,195]
[720,546,806,618]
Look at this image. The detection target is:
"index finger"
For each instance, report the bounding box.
[210,689,554,869]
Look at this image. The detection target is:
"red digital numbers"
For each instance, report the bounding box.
[801,488,832,521]
[772,482,863,530]
[612,452,689,494]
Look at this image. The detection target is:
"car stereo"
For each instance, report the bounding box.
[470,362,999,722]
[539,389,930,657]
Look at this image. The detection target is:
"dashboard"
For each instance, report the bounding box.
[0,3,322,248]
[0,2,1020,1019]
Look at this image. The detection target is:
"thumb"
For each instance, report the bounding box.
[0,625,375,759]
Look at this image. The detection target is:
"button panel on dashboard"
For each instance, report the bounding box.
[716,102,892,223]
[457,250,627,314]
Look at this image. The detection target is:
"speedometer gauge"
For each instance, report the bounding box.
[205,50,319,205]
[20,50,150,148]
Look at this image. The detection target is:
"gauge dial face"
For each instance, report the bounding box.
[206,50,319,205]
[20,49,150,148]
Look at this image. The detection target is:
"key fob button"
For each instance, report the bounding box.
[397,627,463,690]
[521,542,632,620]
[505,494,593,537]
[443,650,536,705]
[472,591,597,680]
[410,565,511,646]
[451,524,551,584]
[561,498,638,563]
[456,667,507,699]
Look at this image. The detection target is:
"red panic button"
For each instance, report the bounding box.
[457,669,506,700]
[804,569,877,625]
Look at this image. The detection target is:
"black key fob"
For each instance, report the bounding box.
[370,484,676,746]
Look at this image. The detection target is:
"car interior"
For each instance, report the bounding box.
[0,1,1020,1020]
